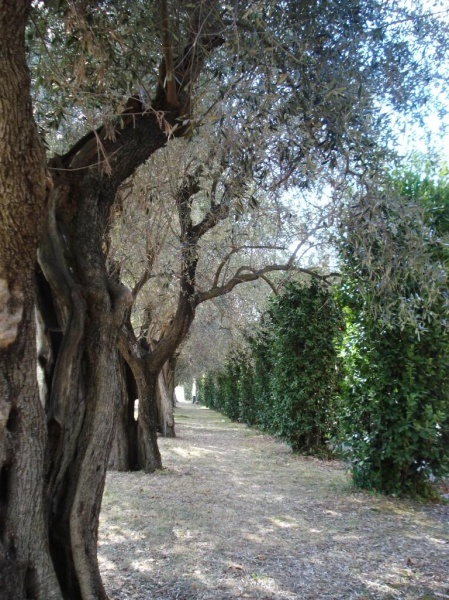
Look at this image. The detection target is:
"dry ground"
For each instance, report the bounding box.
[99,402,449,600]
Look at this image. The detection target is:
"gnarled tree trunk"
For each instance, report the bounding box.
[113,309,192,470]
[0,2,62,597]
[37,173,134,599]
[115,325,162,473]
[108,357,139,471]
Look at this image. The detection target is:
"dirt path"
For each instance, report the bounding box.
[99,402,449,600]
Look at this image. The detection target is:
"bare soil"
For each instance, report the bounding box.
[99,402,449,600]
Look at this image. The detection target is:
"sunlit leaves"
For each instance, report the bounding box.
[27,0,449,190]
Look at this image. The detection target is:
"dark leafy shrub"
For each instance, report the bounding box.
[339,169,449,497]
[265,280,342,454]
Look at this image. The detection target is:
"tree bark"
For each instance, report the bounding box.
[137,369,161,471]
[156,358,177,437]
[108,357,139,471]
[36,173,134,599]
[0,292,63,600]
[0,2,62,598]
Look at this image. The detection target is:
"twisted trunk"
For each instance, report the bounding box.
[108,357,139,471]
[0,2,61,597]
[34,104,171,596]
[112,307,192,470]
[115,326,162,473]
[34,71,182,593]
[136,299,196,452]
[36,174,133,599]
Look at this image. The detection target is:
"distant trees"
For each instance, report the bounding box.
[109,142,316,468]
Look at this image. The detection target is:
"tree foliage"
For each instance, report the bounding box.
[338,168,449,497]
[28,0,449,190]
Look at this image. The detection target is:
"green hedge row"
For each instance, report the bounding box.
[199,280,343,457]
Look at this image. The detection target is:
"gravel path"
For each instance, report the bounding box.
[99,401,449,599]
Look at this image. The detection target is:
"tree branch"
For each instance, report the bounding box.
[211,245,285,289]
[52,1,225,190]
[258,274,279,295]
[160,0,177,107]
[197,264,340,304]
[191,192,232,239]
